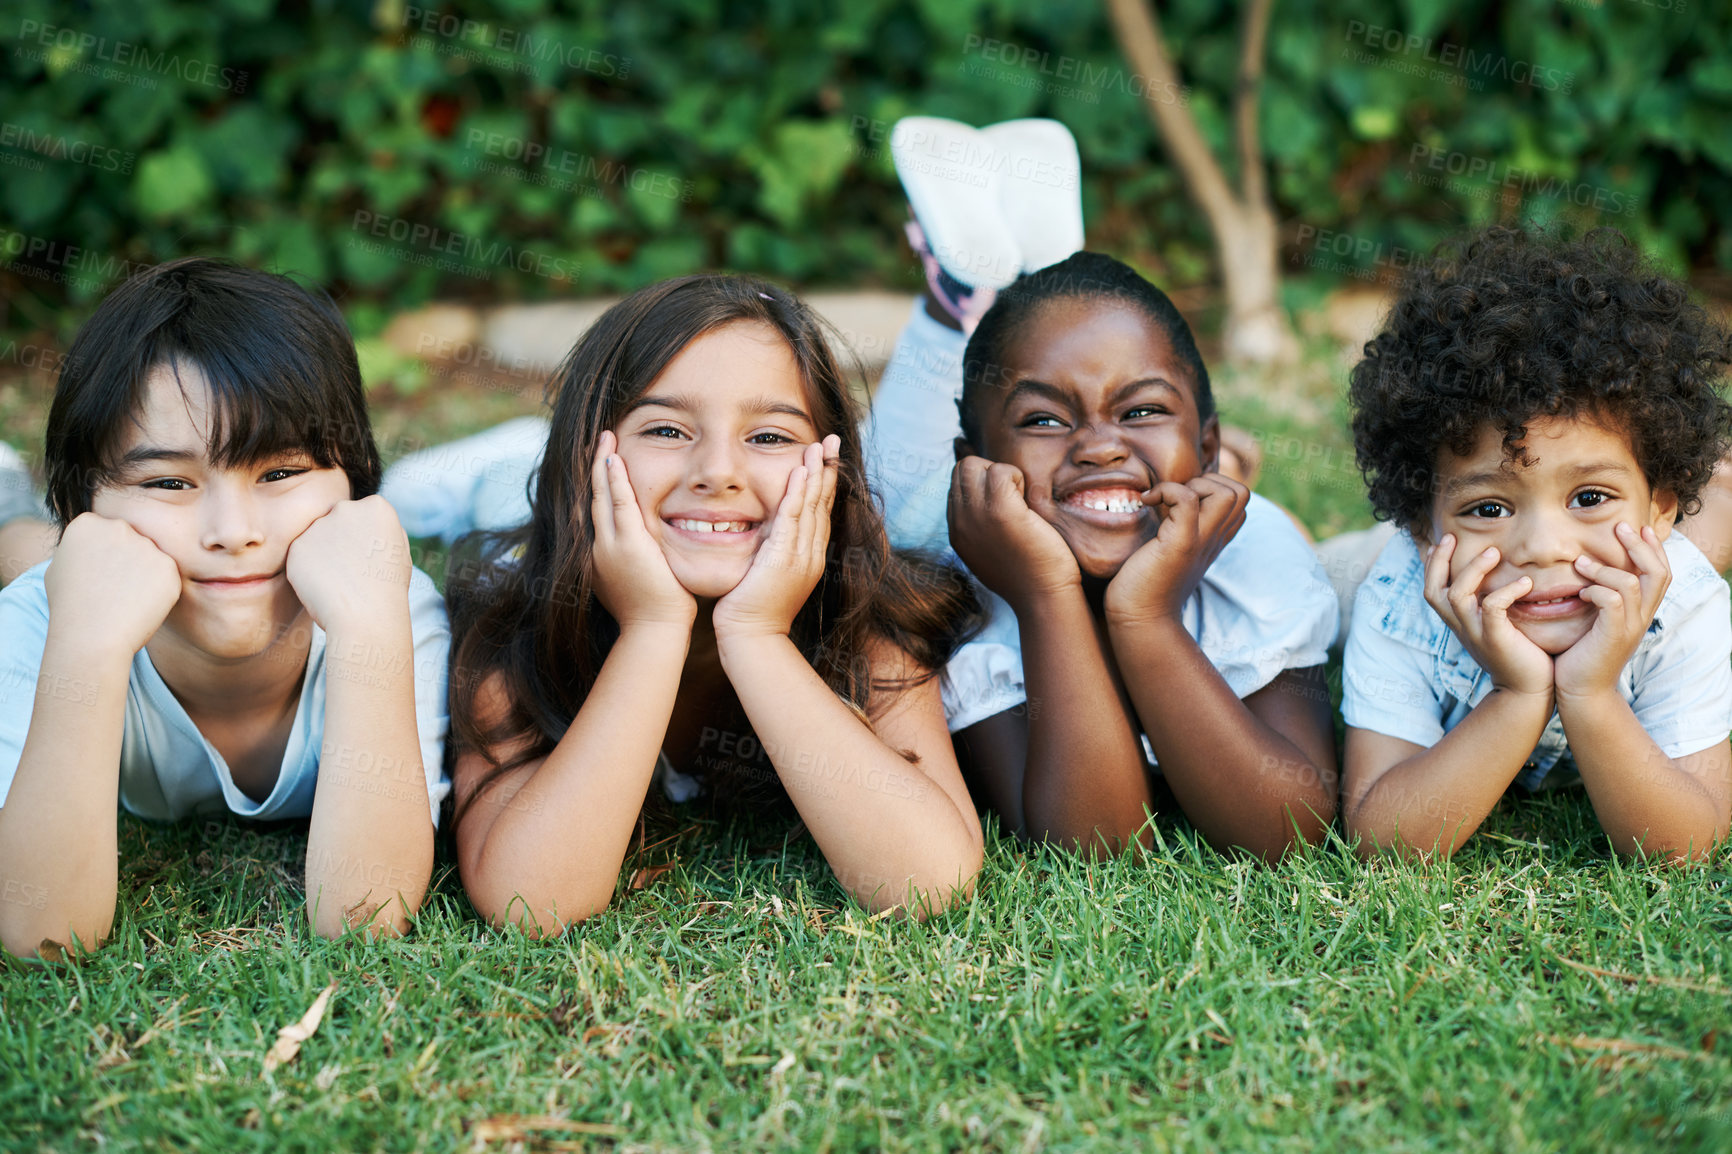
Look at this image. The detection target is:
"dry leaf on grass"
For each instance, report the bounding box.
[262,983,337,1075]
[1553,955,1728,994]
[628,862,677,891]
[465,1115,623,1145]
[1543,1033,1712,1062]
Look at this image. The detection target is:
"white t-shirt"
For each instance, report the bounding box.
[0,562,452,825]
[941,492,1339,732]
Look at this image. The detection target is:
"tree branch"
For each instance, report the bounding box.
[1104,0,1240,235]
[1235,0,1275,210]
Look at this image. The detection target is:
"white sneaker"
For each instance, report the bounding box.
[890,116,1086,331]
[982,118,1084,274]
[890,116,1023,294]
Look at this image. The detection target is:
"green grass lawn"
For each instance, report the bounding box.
[3,804,1730,1151]
[4,327,1732,1151]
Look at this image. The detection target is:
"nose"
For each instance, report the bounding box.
[1503,505,1577,568]
[687,434,746,494]
[199,477,266,553]
[1070,422,1130,470]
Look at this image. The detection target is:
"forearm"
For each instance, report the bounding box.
[1558,691,1729,860]
[1016,590,1151,852]
[719,633,981,915]
[464,622,689,931]
[0,634,130,957]
[306,614,435,938]
[1111,618,1330,858]
[1347,689,1553,858]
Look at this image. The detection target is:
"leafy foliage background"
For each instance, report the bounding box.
[1,0,1727,333]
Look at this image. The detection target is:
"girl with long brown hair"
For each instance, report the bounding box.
[444,274,984,932]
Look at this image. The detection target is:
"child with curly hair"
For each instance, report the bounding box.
[1342,227,1732,861]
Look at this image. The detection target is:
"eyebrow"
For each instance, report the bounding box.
[114,445,203,469]
[624,392,814,425]
[1005,376,1183,409]
[1564,460,1635,479]
[1443,460,1636,495]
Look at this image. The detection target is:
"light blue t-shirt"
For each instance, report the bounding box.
[940,492,1340,733]
[0,562,452,825]
[1342,529,1732,790]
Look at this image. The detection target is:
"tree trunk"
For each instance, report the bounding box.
[1105,0,1299,365]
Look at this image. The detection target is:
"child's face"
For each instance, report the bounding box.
[966,297,1217,579]
[1427,415,1678,655]
[88,364,352,660]
[612,321,819,600]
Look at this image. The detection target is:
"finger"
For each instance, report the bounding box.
[1481,574,1532,615]
[1577,582,1624,616]
[1634,523,1673,613]
[952,455,988,518]
[766,464,809,557]
[1576,552,1644,635]
[1422,534,1456,602]
[1447,546,1500,622]
[1191,475,1247,537]
[1152,482,1199,541]
[1615,522,1666,574]
[795,441,825,556]
[1618,522,1673,613]
[812,434,841,554]
[591,431,616,540]
[986,463,1028,515]
[1574,552,1641,600]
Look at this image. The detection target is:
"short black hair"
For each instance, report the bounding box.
[1350,226,1732,527]
[959,251,1213,446]
[44,257,381,524]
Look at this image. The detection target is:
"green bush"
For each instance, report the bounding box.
[0,0,1726,336]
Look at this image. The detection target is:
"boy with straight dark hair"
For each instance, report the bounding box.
[0,258,451,958]
[1343,227,1732,861]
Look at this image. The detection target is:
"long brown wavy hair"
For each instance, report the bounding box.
[446,273,982,826]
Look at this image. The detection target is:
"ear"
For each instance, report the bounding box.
[1649,487,1679,542]
[954,436,977,463]
[1409,517,1435,548]
[1199,415,1221,474]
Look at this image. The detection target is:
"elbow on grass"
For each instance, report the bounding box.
[847,853,983,922]
[469,884,613,938]
[1,918,108,963]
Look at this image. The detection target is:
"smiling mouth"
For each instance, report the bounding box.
[1059,488,1146,518]
[1509,591,1589,618]
[667,518,758,535]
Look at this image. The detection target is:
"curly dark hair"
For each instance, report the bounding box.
[1349,226,1732,528]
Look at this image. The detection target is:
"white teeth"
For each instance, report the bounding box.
[1078,498,1141,514]
[671,519,753,534]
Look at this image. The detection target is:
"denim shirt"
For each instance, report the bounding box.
[941,492,1339,734]
[1343,529,1732,791]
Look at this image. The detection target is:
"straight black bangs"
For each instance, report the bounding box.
[45,258,381,522]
